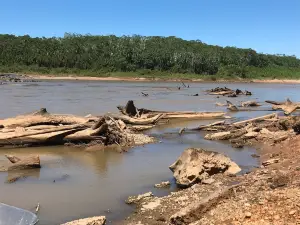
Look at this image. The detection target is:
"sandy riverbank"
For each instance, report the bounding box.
[26,74,300,84]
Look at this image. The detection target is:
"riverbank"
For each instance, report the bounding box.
[16,73,300,84]
[2,69,300,83]
[121,134,300,224]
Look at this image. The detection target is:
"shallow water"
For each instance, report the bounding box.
[1,80,300,224]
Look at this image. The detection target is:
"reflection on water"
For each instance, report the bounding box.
[1,81,300,224]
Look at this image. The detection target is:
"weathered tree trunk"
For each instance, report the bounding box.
[232,113,277,126]
[6,155,41,171]
[0,113,95,128]
[0,128,82,146]
[0,124,85,140]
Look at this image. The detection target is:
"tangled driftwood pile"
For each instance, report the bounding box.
[0,108,155,148]
[200,113,298,148]
[207,87,252,97]
[0,101,227,148]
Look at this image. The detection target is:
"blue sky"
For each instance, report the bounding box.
[0,0,299,57]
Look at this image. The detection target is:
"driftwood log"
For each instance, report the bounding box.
[118,101,227,120]
[266,99,300,115]
[0,108,97,128]
[5,155,41,171]
[232,113,277,126]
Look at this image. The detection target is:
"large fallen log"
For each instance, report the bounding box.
[0,124,85,140]
[117,101,227,120]
[5,155,41,171]
[0,128,82,146]
[0,111,95,128]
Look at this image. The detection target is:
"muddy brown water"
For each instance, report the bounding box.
[1,80,300,224]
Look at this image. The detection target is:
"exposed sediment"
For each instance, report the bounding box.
[122,111,300,225]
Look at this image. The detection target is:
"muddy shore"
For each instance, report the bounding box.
[119,112,300,224]
[120,133,300,224]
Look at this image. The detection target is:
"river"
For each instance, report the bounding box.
[0,80,299,224]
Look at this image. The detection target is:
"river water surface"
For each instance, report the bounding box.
[0,80,300,224]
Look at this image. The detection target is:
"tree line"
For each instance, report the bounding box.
[0,33,299,77]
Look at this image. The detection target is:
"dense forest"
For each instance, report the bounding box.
[0,33,300,79]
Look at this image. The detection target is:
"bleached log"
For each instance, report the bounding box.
[232,113,277,126]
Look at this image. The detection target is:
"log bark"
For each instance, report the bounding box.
[232,113,277,126]
[6,155,41,171]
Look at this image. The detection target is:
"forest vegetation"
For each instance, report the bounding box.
[1,33,300,79]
